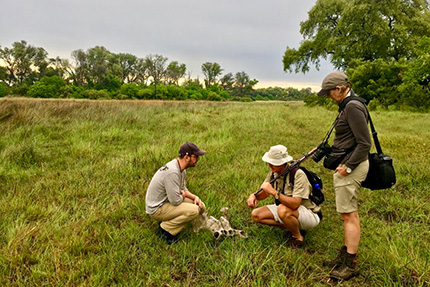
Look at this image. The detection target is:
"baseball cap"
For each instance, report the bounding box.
[317,71,349,96]
[178,142,206,156]
[262,145,293,166]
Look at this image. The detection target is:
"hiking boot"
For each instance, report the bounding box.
[286,237,305,249]
[330,253,359,281]
[323,246,347,269]
[156,224,178,245]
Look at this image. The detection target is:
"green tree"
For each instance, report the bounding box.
[70,49,89,86]
[347,59,405,106]
[201,62,223,88]
[70,46,119,89]
[85,46,114,88]
[398,37,430,110]
[166,61,186,85]
[283,0,430,73]
[44,57,66,78]
[145,54,168,98]
[115,53,142,84]
[0,40,48,86]
[134,58,149,84]
[0,66,7,84]
[220,72,235,92]
[233,71,258,97]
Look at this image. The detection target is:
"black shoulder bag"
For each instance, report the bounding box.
[362,111,397,190]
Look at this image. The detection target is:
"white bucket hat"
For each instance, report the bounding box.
[262,145,293,166]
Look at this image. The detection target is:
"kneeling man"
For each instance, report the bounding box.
[146,142,206,244]
[246,145,321,248]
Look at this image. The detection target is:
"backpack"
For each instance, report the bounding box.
[289,166,325,206]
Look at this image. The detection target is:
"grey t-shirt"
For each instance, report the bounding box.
[145,159,188,214]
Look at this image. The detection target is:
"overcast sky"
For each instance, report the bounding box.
[0,0,334,90]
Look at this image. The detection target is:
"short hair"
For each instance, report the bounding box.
[340,82,351,93]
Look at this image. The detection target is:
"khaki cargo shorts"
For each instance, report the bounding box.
[334,160,369,213]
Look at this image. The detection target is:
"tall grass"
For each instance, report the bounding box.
[0,98,429,286]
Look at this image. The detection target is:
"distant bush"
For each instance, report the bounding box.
[27,76,67,98]
[0,82,9,97]
[165,85,188,100]
[136,87,154,99]
[119,83,140,98]
[10,83,30,96]
[232,96,253,102]
[207,92,225,101]
[83,89,110,100]
[188,91,203,100]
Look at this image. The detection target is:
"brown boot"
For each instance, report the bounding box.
[323,246,347,269]
[330,252,359,281]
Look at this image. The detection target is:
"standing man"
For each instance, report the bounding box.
[317,72,371,280]
[145,142,206,244]
[246,145,322,248]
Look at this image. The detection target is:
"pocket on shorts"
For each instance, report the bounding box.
[333,172,354,186]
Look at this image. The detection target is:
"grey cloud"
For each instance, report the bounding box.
[1,0,333,88]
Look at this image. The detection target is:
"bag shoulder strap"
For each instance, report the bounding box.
[338,92,367,112]
[366,111,383,154]
[289,166,300,187]
[270,172,288,194]
[340,93,383,154]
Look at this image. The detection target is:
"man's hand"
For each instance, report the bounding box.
[260,182,276,196]
[335,165,348,177]
[194,196,204,209]
[247,194,257,209]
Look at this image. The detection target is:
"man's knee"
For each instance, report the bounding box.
[251,209,262,223]
[186,204,200,220]
[277,205,294,219]
[341,211,358,222]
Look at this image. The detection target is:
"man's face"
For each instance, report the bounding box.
[327,86,342,103]
[186,154,200,168]
[268,163,286,174]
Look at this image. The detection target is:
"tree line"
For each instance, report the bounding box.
[0,41,311,102]
[284,0,430,111]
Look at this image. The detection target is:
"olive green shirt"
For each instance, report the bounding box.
[264,168,320,212]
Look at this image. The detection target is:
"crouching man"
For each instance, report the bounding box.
[145,142,206,244]
[246,145,322,248]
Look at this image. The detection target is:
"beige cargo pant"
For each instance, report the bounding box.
[150,198,205,236]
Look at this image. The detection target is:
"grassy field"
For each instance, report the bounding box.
[0,98,429,286]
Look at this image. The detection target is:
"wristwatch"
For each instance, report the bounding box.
[274,191,280,200]
[346,166,352,174]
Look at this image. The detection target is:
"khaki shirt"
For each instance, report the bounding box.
[264,168,320,213]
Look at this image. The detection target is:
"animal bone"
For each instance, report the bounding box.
[206,216,227,240]
[220,216,235,236]
[192,207,247,239]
